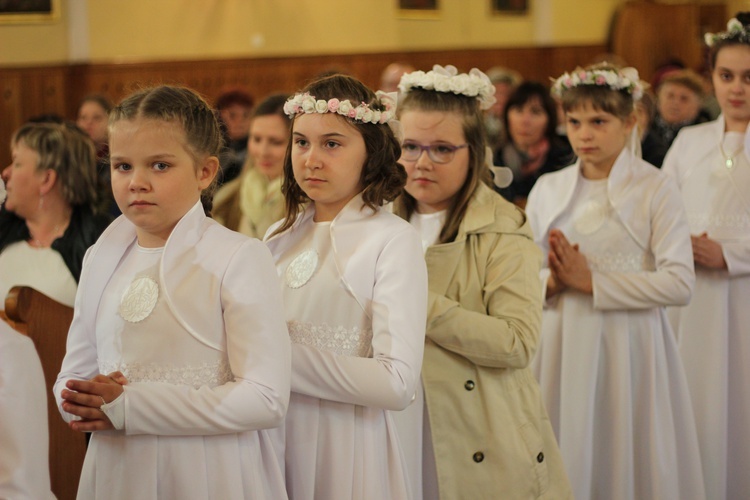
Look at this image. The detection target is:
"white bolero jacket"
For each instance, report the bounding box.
[54,201,291,435]
[526,148,695,310]
[663,116,750,277]
[264,195,428,411]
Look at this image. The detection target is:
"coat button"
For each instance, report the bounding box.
[537,452,544,463]
[464,380,475,391]
[473,451,484,463]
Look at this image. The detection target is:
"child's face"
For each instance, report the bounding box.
[657,82,701,125]
[713,44,750,127]
[109,117,217,247]
[399,110,469,214]
[565,103,634,177]
[248,114,288,181]
[291,113,367,222]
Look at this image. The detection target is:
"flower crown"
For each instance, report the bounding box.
[398,64,497,110]
[283,90,397,124]
[705,17,750,47]
[551,66,644,101]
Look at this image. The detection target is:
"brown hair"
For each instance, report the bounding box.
[109,85,224,214]
[559,64,636,121]
[392,87,493,244]
[272,74,405,236]
[12,122,99,208]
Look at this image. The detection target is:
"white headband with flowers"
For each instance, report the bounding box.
[283,90,397,125]
[551,66,644,101]
[705,17,750,47]
[398,64,497,110]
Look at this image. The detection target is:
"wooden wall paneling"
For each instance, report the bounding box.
[0,73,23,170]
[1,45,607,168]
[609,2,726,83]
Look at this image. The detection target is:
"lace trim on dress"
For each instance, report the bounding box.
[587,252,655,273]
[688,213,750,230]
[98,359,233,389]
[287,320,373,357]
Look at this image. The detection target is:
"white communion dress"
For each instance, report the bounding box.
[526,150,705,500]
[663,119,750,500]
[266,196,427,500]
[55,202,290,500]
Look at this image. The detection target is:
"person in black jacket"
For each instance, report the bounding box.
[0,121,110,306]
[494,81,574,208]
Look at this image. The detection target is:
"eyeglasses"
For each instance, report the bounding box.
[400,141,469,164]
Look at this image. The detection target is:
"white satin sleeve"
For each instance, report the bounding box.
[289,228,427,411]
[592,175,695,309]
[54,247,100,424]
[723,239,750,277]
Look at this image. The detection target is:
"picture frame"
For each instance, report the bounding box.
[397,0,440,19]
[0,0,60,24]
[492,0,528,15]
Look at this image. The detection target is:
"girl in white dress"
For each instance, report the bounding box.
[663,14,750,499]
[264,74,427,500]
[54,85,291,500]
[526,64,706,500]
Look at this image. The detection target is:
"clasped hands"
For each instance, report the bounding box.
[546,229,593,298]
[61,371,128,432]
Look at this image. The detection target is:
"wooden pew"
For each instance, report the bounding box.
[4,286,86,500]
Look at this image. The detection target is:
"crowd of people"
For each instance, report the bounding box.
[1,11,749,500]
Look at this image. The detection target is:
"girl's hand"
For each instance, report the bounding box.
[548,229,593,294]
[545,269,566,299]
[61,374,127,432]
[691,232,727,269]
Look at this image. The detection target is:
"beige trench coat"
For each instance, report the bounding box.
[398,184,572,499]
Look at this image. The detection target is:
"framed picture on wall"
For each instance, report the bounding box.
[397,0,440,18]
[492,0,528,14]
[0,0,60,24]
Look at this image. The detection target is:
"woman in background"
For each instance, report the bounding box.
[0,121,109,306]
[213,93,289,238]
[494,81,573,208]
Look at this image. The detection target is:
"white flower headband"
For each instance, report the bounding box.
[705,17,750,47]
[283,90,397,125]
[398,64,497,110]
[551,66,644,101]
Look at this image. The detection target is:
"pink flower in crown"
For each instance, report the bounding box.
[578,71,587,80]
[328,98,340,113]
[348,109,357,118]
[595,75,606,85]
[564,77,574,87]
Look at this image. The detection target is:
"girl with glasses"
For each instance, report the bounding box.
[392,65,571,500]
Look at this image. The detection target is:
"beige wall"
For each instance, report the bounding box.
[1,0,741,67]
[1,0,624,66]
